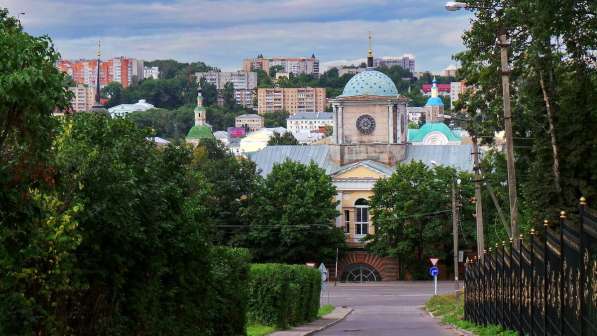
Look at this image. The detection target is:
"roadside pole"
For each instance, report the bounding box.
[429,258,439,296]
[334,247,339,287]
[452,178,460,292]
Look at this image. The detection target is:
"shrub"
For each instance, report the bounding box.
[248,264,321,329]
[208,247,251,336]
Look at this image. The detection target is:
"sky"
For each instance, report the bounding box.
[4,0,472,72]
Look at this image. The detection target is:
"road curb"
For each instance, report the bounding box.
[304,307,353,336]
[268,306,353,336]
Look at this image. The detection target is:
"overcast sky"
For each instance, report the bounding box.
[5,0,472,72]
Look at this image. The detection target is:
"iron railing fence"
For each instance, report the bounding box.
[464,197,597,336]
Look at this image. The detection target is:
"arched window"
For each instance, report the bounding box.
[355,198,369,236]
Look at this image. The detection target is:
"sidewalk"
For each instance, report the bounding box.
[269,307,353,336]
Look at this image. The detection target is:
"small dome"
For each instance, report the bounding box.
[425,96,444,106]
[340,69,398,97]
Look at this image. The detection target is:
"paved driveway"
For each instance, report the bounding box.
[314,281,458,336]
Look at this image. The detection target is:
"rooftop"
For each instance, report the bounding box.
[287,112,333,120]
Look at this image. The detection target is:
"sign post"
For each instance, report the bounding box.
[429,258,440,295]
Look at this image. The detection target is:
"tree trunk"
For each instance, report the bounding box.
[539,71,562,194]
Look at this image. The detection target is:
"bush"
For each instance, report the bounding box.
[208,247,251,336]
[248,264,321,329]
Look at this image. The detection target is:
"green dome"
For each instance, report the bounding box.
[186,125,213,140]
[408,122,461,142]
[340,69,398,97]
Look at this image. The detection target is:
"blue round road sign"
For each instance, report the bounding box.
[429,266,439,277]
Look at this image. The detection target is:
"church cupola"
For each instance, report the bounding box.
[194,89,206,126]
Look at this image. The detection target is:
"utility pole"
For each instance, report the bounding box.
[472,136,485,259]
[452,178,459,292]
[499,30,519,247]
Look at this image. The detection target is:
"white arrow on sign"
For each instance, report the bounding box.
[430,258,439,266]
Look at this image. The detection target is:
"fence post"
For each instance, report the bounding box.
[519,234,524,334]
[508,238,514,331]
[579,197,586,336]
[559,211,566,335]
[530,228,535,336]
[543,219,549,336]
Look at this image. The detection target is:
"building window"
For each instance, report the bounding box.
[355,198,369,235]
[344,210,350,233]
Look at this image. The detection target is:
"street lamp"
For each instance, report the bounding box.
[444,1,519,247]
[444,2,468,11]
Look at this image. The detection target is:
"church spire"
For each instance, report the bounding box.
[194,89,206,126]
[367,32,374,68]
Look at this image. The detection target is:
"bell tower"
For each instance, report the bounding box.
[194,90,206,126]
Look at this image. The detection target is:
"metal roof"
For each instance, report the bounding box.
[287,112,333,120]
[404,144,473,172]
[247,145,338,176]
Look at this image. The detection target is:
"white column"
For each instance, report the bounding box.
[338,105,344,144]
[335,191,343,228]
[332,104,338,144]
[388,104,393,143]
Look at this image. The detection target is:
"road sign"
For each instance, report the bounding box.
[319,263,328,282]
[429,266,439,277]
[430,258,439,266]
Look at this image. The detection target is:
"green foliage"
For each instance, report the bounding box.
[268,131,299,145]
[101,81,124,107]
[199,77,218,107]
[454,0,597,224]
[318,304,334,318]
[403,89,428,107]
[191,138,260,246]
[426,294,516,336]
[144,59,213,80]
[248,264,321,329]
[208,247,251,336]
[247,160,345,264]
[366,161,475,279]
[103,77,199,109]
[247,323,277,336]
[222,81,237,110]
[126,105,194,140]
[263,111,289,127]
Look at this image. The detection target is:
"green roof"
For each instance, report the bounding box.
[186,125,214,140]
[408,122,461,142]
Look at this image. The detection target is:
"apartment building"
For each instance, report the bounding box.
[257,87,326,115]
[195,71,257,108]
[57,57,144,88]
[68,84,96,112]
[243,55,319,76]
[144,66,160,80]
[286,112,333,133]
[373,55,416,73]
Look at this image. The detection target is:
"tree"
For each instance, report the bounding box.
[268,131,299,145]
[366,161,474,279]
[127,105,195,140]
[247,160,345,263]
[256,69,273,88]
[199,77,218,107]
[263,111,289,127]
[0,10,73,333]
[269,65,285,80]
[190,138,260,246]
[222,81,237,111]
[101,81,124,107]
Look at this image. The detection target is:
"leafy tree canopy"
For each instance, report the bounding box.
[268,131,299,145]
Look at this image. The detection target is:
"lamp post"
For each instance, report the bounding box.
[445,1,519,246]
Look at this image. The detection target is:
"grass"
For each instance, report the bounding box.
[247,305,335,336]
[246,323,276,336]
[317,304,335,318]
[425,294,517,336]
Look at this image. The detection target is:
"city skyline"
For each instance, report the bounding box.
[5,0,470,72]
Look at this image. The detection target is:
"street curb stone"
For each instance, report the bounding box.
[426,309,475,336]
[268,306,353,336]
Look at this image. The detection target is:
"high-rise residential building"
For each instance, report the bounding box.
[373,55,416,73]
[243,55,319,76]
[68,84,96,112]
[195,71,257,108]
[144,66,160,80]
[257,87,326,115]
[57,57,144,88]
[195,70,257,90]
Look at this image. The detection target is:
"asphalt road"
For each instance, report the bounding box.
[314,281,458,336]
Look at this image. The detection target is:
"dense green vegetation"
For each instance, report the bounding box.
[451,0,597,243]
[268,131,300,145]
[426,294,516,336]
[247,160,346,263]
[366,161,475,279]
[248,264,321,329]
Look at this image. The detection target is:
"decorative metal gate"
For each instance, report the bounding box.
[341,264,381,282]
[464,197,597,335]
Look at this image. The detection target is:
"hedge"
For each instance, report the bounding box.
[208,247,251,335]
[248,263,321,329]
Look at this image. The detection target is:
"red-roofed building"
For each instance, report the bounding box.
[421,83,451,96]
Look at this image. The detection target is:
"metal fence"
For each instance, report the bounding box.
[464,197,597,335]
